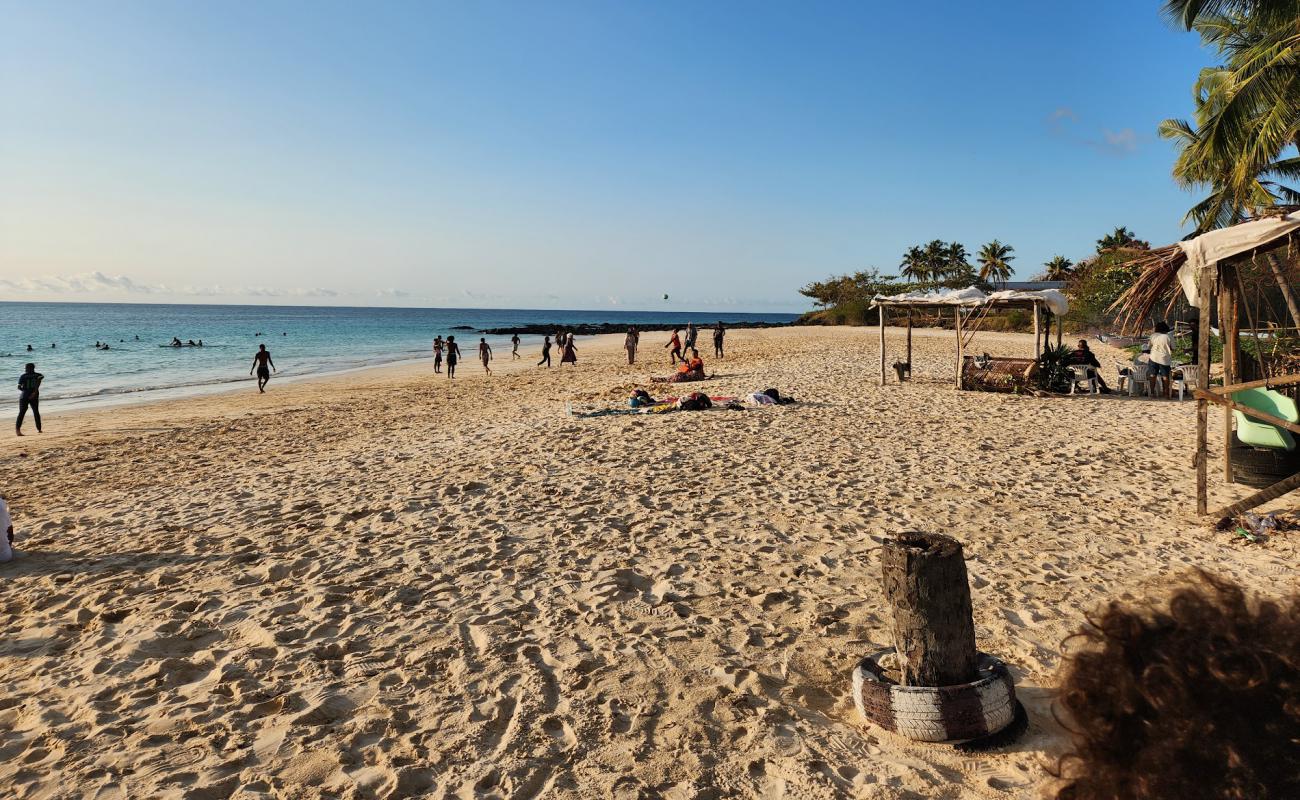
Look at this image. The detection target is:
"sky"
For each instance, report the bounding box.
[1,1,1214,312]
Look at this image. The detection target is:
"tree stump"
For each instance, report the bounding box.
[880,532,978,687]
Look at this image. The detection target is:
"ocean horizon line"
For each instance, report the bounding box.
[0,298,806,317]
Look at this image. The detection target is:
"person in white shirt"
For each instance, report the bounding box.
[1148,321,1174,398]
[0,497,14,563]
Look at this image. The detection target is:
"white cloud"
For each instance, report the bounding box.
[375,288,411,298]
[1045,107,1139,157]
[0,272,338,299]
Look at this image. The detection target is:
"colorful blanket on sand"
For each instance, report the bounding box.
[567,396,738,418]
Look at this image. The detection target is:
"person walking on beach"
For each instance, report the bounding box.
[433,335,444,374]
[16,363,42,436]
[713,321,726,359]
[684,322,698,353]
[561,334,578,365]
[538,335,552,368]
[625,327,639,364]
[250,344,276,392]
[665,328,683,365]
[511,333,520,360]
[478,337,493,375]
[446,335,461,379]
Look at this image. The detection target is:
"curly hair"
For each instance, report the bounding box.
[1052,571,1300,799]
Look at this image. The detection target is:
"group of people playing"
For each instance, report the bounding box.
[538,332,579,368]
[169,337,203,347]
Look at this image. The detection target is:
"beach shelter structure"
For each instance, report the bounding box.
[1111,209,1300,519]
[870,287,1069,389]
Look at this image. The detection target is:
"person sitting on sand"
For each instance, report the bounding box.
[665,328,683,364]
[1065,340,1111,393]
[1050,571,1300,798]
[478,337,493,375]
[652,348,708,383]
[0,496,14,563]
[445,335,461,378]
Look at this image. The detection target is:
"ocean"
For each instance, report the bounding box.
[0,302,798,410]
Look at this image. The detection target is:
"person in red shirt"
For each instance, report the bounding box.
[665,329,683,364]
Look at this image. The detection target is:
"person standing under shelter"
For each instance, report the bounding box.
[16,362,42,436]
[250,345,276,393]
[1148,321,1174,399]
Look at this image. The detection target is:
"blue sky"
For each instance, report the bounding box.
[0,1,1212,312]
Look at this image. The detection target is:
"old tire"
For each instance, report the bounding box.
[853,648,1016,743]
[1229,435,1300,488]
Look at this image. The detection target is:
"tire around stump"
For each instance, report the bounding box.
[1229,434,1300,488]
[853,648,1017,744]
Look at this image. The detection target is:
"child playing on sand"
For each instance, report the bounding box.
[433,336,444,373]
[479,337,493,374]
[511,333,520,360]
[538,336,552,368]
[665,329,683,364]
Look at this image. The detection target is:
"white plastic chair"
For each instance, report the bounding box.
[1127,363,1151,397]
[1173,364,1199,400]
[1068,365,1099,395]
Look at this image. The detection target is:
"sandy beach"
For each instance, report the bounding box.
[2,326,1295,799]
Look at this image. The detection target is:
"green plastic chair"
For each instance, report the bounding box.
[1231,388,1298,451]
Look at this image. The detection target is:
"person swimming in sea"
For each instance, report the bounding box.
[250,344,276,392]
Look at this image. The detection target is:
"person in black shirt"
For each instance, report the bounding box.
[1066,340,1111,393]
[16,363,42,435]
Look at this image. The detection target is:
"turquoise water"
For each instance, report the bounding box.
[0,302,797,409]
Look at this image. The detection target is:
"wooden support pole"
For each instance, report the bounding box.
[955,308,964,390]
[880,532,978,687]
[1032,305,1041,361]
[1220,266,1239,482]
[1196,267,1214,516]
[879,304,887,387]
[1056,313,1063,348]
[906,312,913,377]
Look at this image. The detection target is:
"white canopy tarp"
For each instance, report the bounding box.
[1177,211,1300,307]
[872,286,1069,316]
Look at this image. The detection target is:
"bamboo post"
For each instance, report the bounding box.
[955,308,964,390]
[880,532,978,686]
[1196,266,1215,515]
[1032,305,1041,361]
[879,303,887,387]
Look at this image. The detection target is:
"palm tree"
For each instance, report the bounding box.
[899,246,928,283]
[976,240,1015,287]
[1161,2,1300,222]
[1043,255,1074,281]
[1095,226,1150,252]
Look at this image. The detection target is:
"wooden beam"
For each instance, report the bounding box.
[1196,266,1214,516]
[1056,313,1063,348]
[1213,470,1300,528]
[1194,390,1300,436]
[879,303,887,387]
[1208,372,1300,395]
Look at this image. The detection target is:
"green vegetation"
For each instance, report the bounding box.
[977,240,1015,287]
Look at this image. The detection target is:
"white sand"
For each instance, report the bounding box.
[1,326,1295,799]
